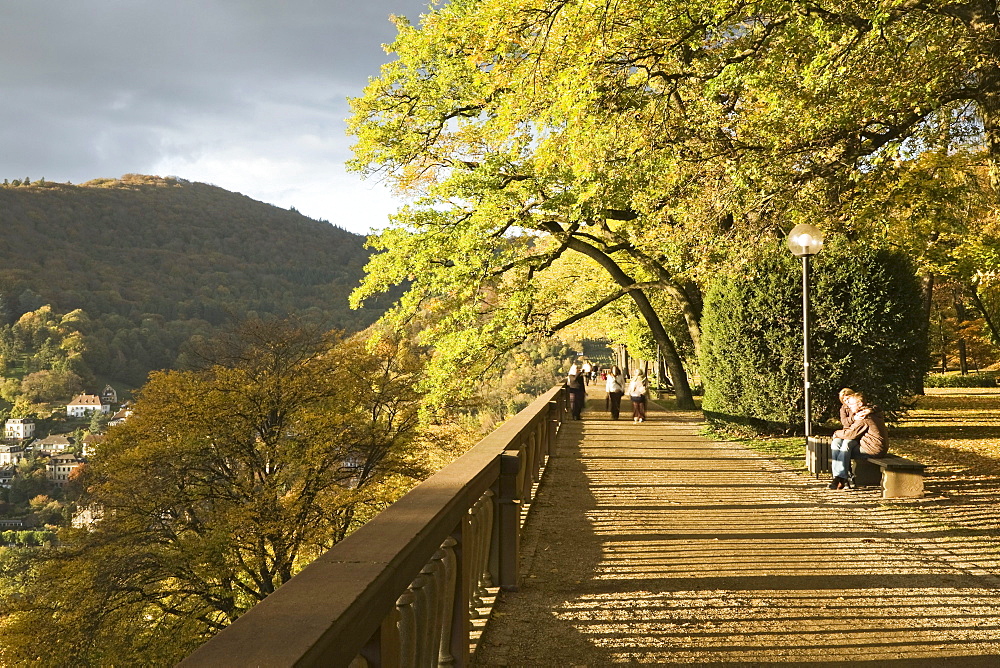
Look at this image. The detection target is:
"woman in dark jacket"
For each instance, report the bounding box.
[566,364,586,420]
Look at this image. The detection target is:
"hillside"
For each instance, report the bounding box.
[0,174,379,387]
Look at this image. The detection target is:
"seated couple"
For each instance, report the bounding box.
[828,389,889,490]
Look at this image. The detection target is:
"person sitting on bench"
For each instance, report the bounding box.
[828,391,888,490]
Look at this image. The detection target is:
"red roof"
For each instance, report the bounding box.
[68,394,102,406]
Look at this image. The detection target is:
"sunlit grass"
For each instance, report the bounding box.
[700,425,805,470]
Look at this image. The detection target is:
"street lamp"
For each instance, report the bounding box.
[786,223,824,444]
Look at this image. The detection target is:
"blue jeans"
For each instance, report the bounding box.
[830,437,863,479]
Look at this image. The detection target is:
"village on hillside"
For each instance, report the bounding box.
[0,384,131,537]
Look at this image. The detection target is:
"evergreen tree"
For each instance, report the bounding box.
[700,239,927,433]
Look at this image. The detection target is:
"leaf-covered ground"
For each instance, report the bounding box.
[892,388,1000,476]
[865,388,1000,541]
[472,397,1000,664]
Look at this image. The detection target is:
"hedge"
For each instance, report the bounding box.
[700,237,927,434]
[924,372,997,388]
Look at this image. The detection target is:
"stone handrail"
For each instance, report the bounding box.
[180,385,567,667]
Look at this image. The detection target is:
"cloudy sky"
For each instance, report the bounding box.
[0,1,433,235]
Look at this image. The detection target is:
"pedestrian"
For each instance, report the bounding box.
[828,391,888,489]
[566,363,587,420]
[605,365,625,420]
[626,369,647,423]
[581,360,592,386]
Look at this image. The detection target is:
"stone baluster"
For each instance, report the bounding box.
[396,591,417,667]
[437,537,458,666]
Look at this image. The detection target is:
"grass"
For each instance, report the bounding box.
[700,425,806,470]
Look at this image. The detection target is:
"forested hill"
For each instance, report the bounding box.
[0,174,379,388]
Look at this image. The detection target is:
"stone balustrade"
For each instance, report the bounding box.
[180,385,567,667]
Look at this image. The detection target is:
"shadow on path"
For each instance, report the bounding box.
[472,393,1000,666]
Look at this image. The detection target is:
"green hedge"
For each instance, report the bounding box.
[700,238,927,434]
[0,529,57,546]
[924,372,997,388]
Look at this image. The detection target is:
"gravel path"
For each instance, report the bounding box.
[472,394,1000,666]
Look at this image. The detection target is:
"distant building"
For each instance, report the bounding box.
[72,505,103,529]
[67,394,109,417]
[0,517,35,529]
[101,384,118,406]
[81,433,105,457]
[46,454,84,487]
[0,444,25,466]
[0,466,14,488]
[108,407,133,427]
[31,434,74,454]
[4,417,35,440]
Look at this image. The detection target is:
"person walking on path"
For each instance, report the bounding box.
[605,365,625,420]
[581,360,593,386]
[566,363,587,420]
[626,369,647,423]
[829,391,888,489]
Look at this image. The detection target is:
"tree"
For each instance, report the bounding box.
[88,409,110,434]
[0,319,427,665]
[16,289,43,314]
[8,396,36,420]
[349,4,707,408]
[19,369,84,403]
[349,0,1000,409]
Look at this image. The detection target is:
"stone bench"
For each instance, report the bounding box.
[853,454,926,499]
[807,437,926,498]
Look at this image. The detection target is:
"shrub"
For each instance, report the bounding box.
[700,237,927,434]
[924,372,997,388]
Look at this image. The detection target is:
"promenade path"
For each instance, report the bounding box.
[472,390,1000,666]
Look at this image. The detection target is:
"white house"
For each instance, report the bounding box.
[31,434,74,454]
[108,407,133,426]
[72,505,103,529]
[67,394,109,418]
[81,433,105,457]
[0,445,24,466]
[4,417,35,440]
[46,453,84,487]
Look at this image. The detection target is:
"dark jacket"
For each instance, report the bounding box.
[839,407,889,456]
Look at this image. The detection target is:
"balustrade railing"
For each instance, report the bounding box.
[180,385,567,667]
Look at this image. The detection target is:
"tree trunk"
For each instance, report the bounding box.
[938,314,948,373]
[970,283,1000,346]
[629,253,704,358]
[954,290,970,374]
[914,274,934,392]
[624,287,694,408]
[546,224,696,409]
[979,64,1000,192]
[922,274,934,344]
[661,280,703,358]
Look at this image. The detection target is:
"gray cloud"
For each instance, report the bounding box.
[0,0,430,233]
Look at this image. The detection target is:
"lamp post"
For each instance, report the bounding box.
[786,223,825,445]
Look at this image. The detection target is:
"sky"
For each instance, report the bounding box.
[0,1,433,236]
